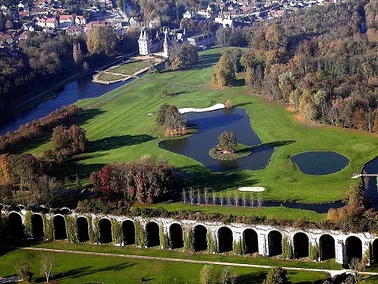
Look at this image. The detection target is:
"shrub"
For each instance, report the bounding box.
[111,219,123,244]
[65,216,79,243]
[282,236,292,259]
[183,228,195,252]
[24,211,33,238]
[42,214,54,241]
[263,267,288,284]
[135,220,147,247]
[159,224,168,249]
[16,259,33,283]
[309,242,319,260]
[199,265,214,284]
[225,99,233,109]
[206,231,218,253]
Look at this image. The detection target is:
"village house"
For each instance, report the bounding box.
[66,25,83,37]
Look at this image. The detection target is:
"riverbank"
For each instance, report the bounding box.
[0,53,135,125]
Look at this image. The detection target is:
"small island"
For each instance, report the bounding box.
[209,131,252,160]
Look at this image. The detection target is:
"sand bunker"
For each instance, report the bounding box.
[179,103,225,114]
[238,187,266,192]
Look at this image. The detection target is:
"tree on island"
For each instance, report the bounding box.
[217,131,237,154]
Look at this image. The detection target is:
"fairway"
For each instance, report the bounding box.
[28,47,378,213]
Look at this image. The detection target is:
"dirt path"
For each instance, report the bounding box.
[14,246,378,278]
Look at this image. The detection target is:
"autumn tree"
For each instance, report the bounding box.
[170,43,198,70]
[217,131,237,154]
[52,124,87,160]
[86,26,117,56]
[212,53,236,86]
[164,105,187,135]
[90,157,182,204]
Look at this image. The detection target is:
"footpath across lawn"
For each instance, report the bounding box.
[0,243,331,283]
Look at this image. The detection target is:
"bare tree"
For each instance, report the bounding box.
[243,193,246,207]
[250,193,254,208]
[234,192,239,207]
[197,188,201,205]
[220,193,224,206]
[40,254,56,283]
[212,190,216,205]
[189,188,194,205]
[227,194,232,206]
[182,188,187,204]
[257,194,262,207]
[204,189,209,205]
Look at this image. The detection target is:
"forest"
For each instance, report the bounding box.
[240,0,378,132]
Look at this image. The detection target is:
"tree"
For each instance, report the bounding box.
[17,259,33,283]
[216,27,231,46]
[73,42,84,66]
[164,105,187,135]
[199,264,214,284]
[86,26,117,56]
[170,43,198,70]
[52,124,87,160]
[263,267,288,284]
[219,266,236,284]
[212,53,236,86]
[156,104,170,126]
[40,254,56,283]
[217,131,237,154]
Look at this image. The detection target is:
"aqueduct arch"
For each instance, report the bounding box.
[218,227,233,253]
[169,223,183,249]
[122,220,135,245]
[372,239,378,265]
[99,218,112,244]
[268,230,282,257]
[77,217,89,242]
[346,236,362,263]
[31,214,44,239]
[243,229,258,254]
[8,212,23,239]
[293,232,309,259]
[53,215,67,240]
[320,234,335,261]
[146,221,160,247]
[194,225,207,251]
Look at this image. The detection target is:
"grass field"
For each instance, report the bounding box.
[96,73,125,82]
[111,60,151,75]
[28,47,378,217]
[0,243,331,283]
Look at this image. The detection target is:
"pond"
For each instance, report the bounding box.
[362,158,378,209]
[159,108,274,172]
[290,151,350,175]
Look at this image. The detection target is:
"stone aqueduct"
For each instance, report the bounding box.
[4,210,378,266]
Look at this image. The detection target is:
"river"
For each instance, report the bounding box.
[0,75,126,135]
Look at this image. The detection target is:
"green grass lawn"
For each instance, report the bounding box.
[96,73,125,82]
[0,243,330,283]
[110,60,151,75]
[27,47,378,218]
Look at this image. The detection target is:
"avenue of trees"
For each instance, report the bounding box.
[90,156,182,204]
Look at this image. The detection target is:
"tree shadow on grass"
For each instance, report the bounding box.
[35,262,135,282]
[237,140,296,155]
[86,134,155,153]
[179,165,260,192]
[235,271,267,284]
